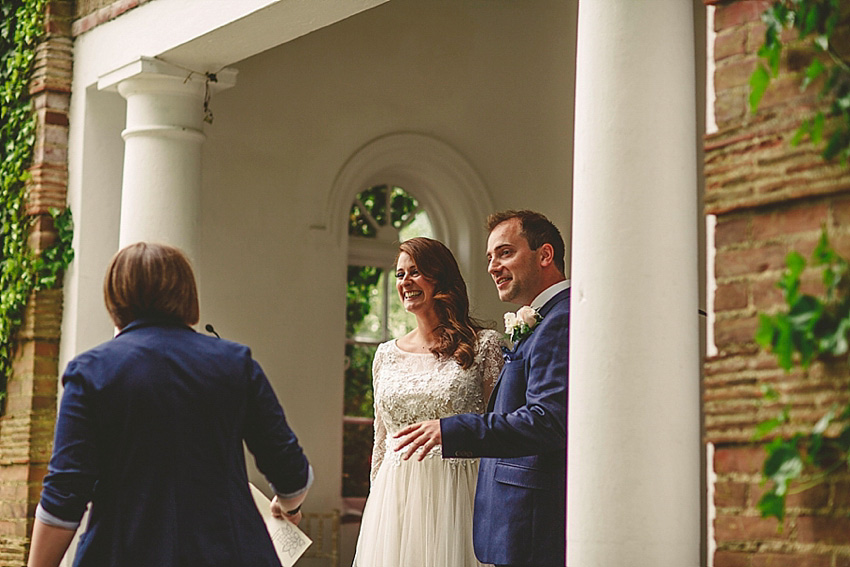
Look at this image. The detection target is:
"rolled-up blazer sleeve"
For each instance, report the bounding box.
[39,361,101,526]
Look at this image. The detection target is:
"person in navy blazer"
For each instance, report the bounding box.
[396,210,568,567]
[28,242,313,567]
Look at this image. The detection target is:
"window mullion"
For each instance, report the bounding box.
[381,270,390,342]
[398,205,423,231]
[354,197,381,232]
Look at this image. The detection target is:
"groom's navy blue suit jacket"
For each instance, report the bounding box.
[442,288,568,567]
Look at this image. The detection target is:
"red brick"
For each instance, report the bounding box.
[45,0,72,19]
[0,518,28,538]
[784,482,829,510]
[33,341,59,358]
[795,272,827,300]
[715,315,759,347]
[716,26,749,61]
[832,197,850,227]
[759,74,819,111]
[715,550,752,567]
[831,233,850,260]
[748,22,768,52]
[716,245,787,278]
[705,355,750,376]
[30,395,58,411]
[714,445,766,475]
[42,110,68,127]
[795,515,850,544]
[751,278,783,310]
[715,89,749,127]
[0,465,30,484]
[835,482,850,508]
[835,553,850,567]
[716,57,760,91]
[752,553,830,567]
[716,217,750,248]
[715,1,772,30]
[716,282,749,311]
[714,513,786,542]
[716,480,749,508]
[751,204,829,241]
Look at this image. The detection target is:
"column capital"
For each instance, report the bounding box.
[96,55,238,94]
[98,55,234,263]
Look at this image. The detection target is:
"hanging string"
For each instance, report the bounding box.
[203,73,217,124]
[159,56,222,125]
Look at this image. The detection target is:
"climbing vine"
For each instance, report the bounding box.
[749,0,850,164]
[754,229,850,522]
[0,0,74,406]
[748,0,850,525]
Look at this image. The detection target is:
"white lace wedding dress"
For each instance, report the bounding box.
[352,329,504,567]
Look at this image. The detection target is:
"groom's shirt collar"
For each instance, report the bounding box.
[529,279,571,311]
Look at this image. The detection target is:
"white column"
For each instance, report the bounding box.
[569,1,700,566]
[98,57,236,262]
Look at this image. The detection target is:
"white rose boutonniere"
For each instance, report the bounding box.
[504,306,542,343]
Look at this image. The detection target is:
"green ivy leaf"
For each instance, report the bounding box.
[758,490,787,521]
[764,442,804,487]
[837,424,850,452]
[774,315,795,370]
[792,119,811,146]
[820,316,850,356]
[756,313,778,348]
[762,384,781,401]
[803,4,821,36]
[810,112,825,144]
[754,417,784,440]
[823,130,846,160]
[814,409,835,436]
[750,65,772,112]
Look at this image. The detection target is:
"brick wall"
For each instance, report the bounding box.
[72,0,153,37]
[0,2,72,565]
[706,1,850,566]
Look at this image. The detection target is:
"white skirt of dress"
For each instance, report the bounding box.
[352,454,490,567]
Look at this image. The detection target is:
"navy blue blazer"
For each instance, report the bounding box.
[39,318,311,567]
[441,288,568,567]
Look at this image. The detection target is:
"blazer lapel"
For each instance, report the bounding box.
[487,288,570,411]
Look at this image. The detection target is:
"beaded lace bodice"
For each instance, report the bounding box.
[370,329,504,480]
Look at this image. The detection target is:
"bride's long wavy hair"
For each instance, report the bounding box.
[397,237,485,369]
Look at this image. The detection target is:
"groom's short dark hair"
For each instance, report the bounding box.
[487,210,566,274]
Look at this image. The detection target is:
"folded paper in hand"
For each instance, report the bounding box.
[249,483,312,567]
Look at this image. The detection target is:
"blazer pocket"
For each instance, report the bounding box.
[493,461,549,490]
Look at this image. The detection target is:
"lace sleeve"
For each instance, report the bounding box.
[370,411,387,483]
[369,344,387,483]
[479,330,506,403]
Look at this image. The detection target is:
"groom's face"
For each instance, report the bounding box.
[486,218,543,306]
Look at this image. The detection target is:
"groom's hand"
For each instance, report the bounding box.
[394,420,442,461]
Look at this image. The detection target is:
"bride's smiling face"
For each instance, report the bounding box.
[395,252,436,314]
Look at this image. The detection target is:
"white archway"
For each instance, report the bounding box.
[325,132,493,277]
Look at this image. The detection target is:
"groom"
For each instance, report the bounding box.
[395,210,568,567]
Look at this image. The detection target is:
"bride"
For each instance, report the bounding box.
[352,237,504,567]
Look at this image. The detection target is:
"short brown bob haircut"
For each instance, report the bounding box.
[104,242,200,330]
